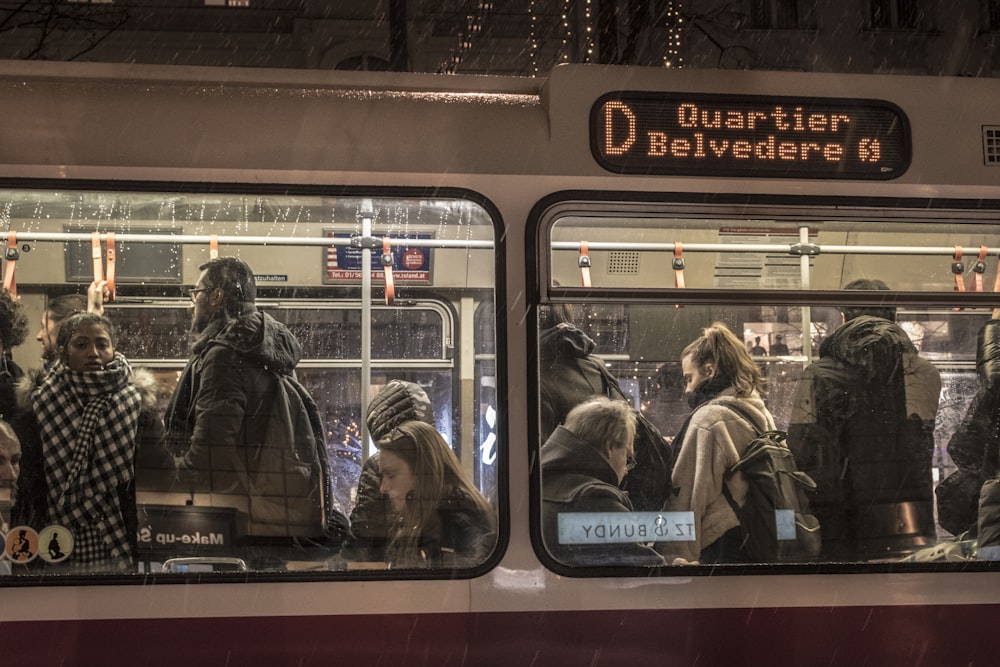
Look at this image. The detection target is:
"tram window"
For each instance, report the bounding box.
[0,187,499,580]
[265,306,448,360]
[108,304,192,360]
[538,205,1000,572]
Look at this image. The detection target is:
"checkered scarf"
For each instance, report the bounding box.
[34,353,141,565]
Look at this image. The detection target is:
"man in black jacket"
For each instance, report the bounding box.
[541,396,665,567]
[788,279,941,561]
[163,257,347,563]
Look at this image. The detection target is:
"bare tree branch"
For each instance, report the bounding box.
[0,0,130,61]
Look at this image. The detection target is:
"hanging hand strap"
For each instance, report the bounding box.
[972,245,988,293]
[104,232,117,302]
[2,232,18,297]
[578,241,592,288]
[91,232,104,285]
[953,246,966,292]
[382,237,395,306]
[994,250,1000,294]
[673,242,686,289]
[210,234,219,260]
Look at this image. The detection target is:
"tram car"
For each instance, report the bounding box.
[0,59,997,664]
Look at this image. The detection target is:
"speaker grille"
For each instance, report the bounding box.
[608,251,640,274]
[985,126,1000,165]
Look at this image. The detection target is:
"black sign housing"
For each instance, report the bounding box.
[591,91,911,179]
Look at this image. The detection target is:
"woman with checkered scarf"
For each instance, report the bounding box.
[17,312,157,571]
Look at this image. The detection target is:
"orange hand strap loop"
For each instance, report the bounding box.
[2,232,18,297]
[578,241,592,288]
[210,234,219,260]
[973,245,988,293]
[994,250,1000,294]
[381,237,395,306]
[673,242,686,289]
[952,246,966,292]
[104,232,117,301]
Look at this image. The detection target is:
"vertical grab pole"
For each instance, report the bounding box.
[360,198,375,461]
[799,225,813,365]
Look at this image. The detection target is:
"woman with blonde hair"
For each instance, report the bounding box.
[659,322,774,565]
[377,420,497,568]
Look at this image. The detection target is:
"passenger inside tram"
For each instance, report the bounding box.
[937,307,1000,540]
[16,312,157,572]
[658,322,774,565]
[541,396,665,567]
[538,304,673,512]
[374,420,497,569]
[35,293,87,366]
[787,279,941,561]
[161,257,349,569]
[341,379,436,563]
[0,421,20,535]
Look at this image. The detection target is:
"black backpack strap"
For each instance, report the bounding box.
[715,399,763,519]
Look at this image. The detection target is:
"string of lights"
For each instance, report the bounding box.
[582,0,594,63]
[526,0,682,73]
[559,0,572,64]
[663,1,684,68]
[439,0,494,74]
[529,0,539,76]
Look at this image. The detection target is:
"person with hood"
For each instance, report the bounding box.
[658,322,773,565]
[538,304,673,512]
[16,312,158,571]
[163,257,347,561]
[936,308,1000,542]
[340,379,436,563]
[541,396,665,567]
[787,279,941,561]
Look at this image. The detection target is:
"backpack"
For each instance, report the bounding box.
[238,370,349,545]
[594,363,675,511]
[720,401,822,562]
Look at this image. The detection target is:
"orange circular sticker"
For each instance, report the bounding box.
[5,525,39,563]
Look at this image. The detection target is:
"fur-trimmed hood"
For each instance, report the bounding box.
[16,365,159,414]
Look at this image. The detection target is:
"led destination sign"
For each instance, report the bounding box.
[592,91,910,179]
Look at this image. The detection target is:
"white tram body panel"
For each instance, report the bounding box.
[0,60,996,664]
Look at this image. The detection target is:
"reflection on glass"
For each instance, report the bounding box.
[0,189,497,578]
[538,302,985,568]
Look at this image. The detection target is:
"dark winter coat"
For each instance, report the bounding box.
[386,486,496,569]
[539,323,673,512]
[788,315,941,560]
[539,323,607,443]
[163,309,345,542]
[541,425,665,567]
[938,320,1000,536]
[977,477,1000,560]
[342,380,436,563]
[340,455,388,561]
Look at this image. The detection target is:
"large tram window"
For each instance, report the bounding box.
[0,188,498,580]
[537,205,1000,572]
